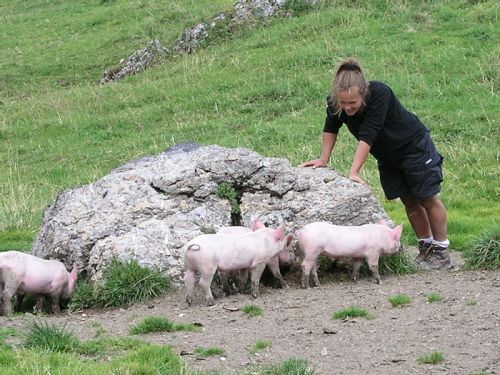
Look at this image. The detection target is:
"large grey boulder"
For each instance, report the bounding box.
[32,144,391,285]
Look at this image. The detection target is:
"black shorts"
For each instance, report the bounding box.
[378,132,444,200]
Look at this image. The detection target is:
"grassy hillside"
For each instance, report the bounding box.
[1,0,498,251]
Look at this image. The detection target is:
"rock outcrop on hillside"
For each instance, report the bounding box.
[100,0,319,83]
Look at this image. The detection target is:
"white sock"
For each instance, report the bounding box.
[433,239,450,248]
[418,236,433,244]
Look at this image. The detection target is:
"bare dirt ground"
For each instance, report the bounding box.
[2,248,499,375]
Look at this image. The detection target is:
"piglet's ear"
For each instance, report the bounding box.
[274,225,285,241]
[70,263,78,282]
[378,219,388,226]
[252,219,265,231]
[392,224,403,241]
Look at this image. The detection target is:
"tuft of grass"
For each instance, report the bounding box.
[426,293,444,303]
[69,259,171,310]
[256,358,317,375]
[76,335,144,357]
[283,0,316,16]
[0,231,34,252]
[348,251,418,280]
[242,304,263,317]
[0,338,186,374]
[463,227,500,270]
[195,346,225,357]
[88,320,107,338]
[388,294,412,307]
[99,259,171,307]
[418,351,445,365]
[250,339,272,354]
[23,320,79,353]
[108,345,186,374]
[129,316,199,335]
[332,306,373,320]
[379,251,418,275]
[466,299,477,306]
[68,279,100,311]
[0,328,18,345]
[217,182,241,215]
[106,344,186,374]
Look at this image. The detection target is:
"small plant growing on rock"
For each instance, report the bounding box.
[217,182,241,215]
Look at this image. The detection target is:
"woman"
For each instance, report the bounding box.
[301,58,450,269]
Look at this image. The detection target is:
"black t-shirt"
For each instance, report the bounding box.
[323,81,428,165]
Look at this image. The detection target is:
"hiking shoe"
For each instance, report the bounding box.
[419,244,452,270]
[415,241,433,262]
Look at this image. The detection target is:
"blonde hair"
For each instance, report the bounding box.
[331,58,369,115]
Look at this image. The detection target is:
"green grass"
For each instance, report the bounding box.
[379,252,418,275]
[332,306,373,320]
[466,299,478,306]
[194,346,225,357]
[463,226,500,270]
[251,358,317,375]
[250,339,272,354]
[4,320,197,373]
[68,279,100,310]
[2,320,305,374]
[0,328,18,345]
[217,181,241,215]
[426,293,444,303]
[23,320,79,353]
[242,304,263,317]
[388,294,412,307]
[318,251,417,281]
[129,316,199,335]
[0,0,498,257]
[418,351,446,365]
[97,259,171,307]
[68,258,171,310]
[0,0,235,100]
[75,335,149,357]
[0,230,34,251]
[0,342,188,374]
